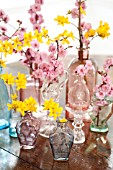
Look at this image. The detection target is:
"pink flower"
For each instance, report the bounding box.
[2,15,9,23]
[95,91,106,100]
[0,26,7,32]
[102,75,111,84]
[75,65,87,77]
[48,43,56,53]
[95,100,108,107]
[81,22,92,31]
[31,40,39,49]
[101,84,111,95]
[58,45,67,57]
[104,58,113,72]
[33,23,41,32]
[71,8,79,19]
[35,0,44,5]
[0,9,5,18]
[81,36,90,47]
[85,60,93,70]
[30,4,41,13]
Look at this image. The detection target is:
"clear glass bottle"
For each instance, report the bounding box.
[39,70,68,138]
[66,48,97,120]
[66,74,90,144]
[9,111,21,138]
[16,112,40,149]
[0,66,11,130]
[49,121,74,161]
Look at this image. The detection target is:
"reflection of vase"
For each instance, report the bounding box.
[16,112,40,149]
[20,74,43,107]
[0,67,11,130]
[90,104,113,133]
[66,49,97,120]
[49,121,74,161]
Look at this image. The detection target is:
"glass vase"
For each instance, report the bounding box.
[49,121,74,161]
[16,112,40,149]
[0,67,11,130]
[19,74,43,107]
[39,71,68,138]
[66,48,97,120]
[90,103,113,133]
[9,111,21,138]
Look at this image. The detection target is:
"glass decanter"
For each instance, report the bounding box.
[66,74,90,144]
[66,48,97,120]
[39,70,68,138]
[49,120,74,161]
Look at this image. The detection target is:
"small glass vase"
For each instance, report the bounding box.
[49,121,74,161]
[0,67,11,130]
[9,111,21,138]
[16,112,40,149]
[90,103,113,133]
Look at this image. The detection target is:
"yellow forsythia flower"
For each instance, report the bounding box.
[15,72,27,90]
[54,15,70,26]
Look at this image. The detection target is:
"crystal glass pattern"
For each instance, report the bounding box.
[16,112,40,149]
[49,121,74,161]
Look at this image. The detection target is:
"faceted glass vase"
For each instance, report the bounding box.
[16,112,40,149]
[0,67,10,130]
[90,104,113,133]
[49,121,74,161]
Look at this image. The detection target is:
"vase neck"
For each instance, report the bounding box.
[78,48,89,61]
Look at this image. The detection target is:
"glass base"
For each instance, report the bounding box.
[0,119,9,130]
[9,128,17,138]
[20,144,35,149]
[54,157,69,161]
[74,131,85,144]
[90,124,109,133]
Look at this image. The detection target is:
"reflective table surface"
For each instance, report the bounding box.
[0,117,113,170]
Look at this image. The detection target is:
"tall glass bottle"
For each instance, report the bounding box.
[0,67,10,130]
[66,48,97,120]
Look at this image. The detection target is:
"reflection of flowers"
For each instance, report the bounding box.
[54,0,110,52]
